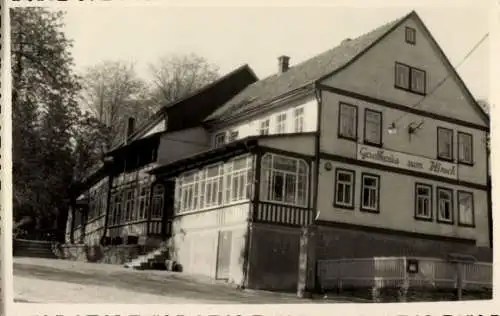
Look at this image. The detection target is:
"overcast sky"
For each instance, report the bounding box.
[54,4,490,101]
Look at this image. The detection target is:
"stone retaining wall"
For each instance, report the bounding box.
[57,244,145,264]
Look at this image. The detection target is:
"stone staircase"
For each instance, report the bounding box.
[13,239,58,259]
[123,243,169,270]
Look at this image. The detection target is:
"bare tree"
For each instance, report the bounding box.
[148,53,220,104]
[80,60,155,148]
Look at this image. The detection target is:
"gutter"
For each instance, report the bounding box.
[208,85,315,129]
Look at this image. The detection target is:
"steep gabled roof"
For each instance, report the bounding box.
[108,64,258,153]
[205,12,411,122]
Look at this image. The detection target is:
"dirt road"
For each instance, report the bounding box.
[13,258,351,304]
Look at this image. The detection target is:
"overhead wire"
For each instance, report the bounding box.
[390,32,489,127]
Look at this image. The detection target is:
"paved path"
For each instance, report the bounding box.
[13,257,353,304]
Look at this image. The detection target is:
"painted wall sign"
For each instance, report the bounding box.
[357,145,458,180]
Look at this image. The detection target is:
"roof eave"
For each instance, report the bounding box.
[150,139,258,178]
[206,83,316,127]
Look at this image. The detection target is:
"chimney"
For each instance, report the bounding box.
[342,38,352,44]
[125,117,135,144]
[278,55,290,74]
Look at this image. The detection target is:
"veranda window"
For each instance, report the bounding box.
[137,185,150,220]
[260,153,308,207]
[176,156,254,214]
[151,184,165,219]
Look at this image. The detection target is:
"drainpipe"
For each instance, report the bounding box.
[298,84,323,298]
[312,84,322,220]
[486,134,492,249]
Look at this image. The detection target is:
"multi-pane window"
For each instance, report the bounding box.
[111,192,123,225]
[410,68,426,94]
[294,107,305,133]
[259,119,270,135]
[204,165,224,208]
[137,185,150,220]
[405,27,416,44]
[151,184,165,219]
[395,62,426,94]
[364,109,382,146]
[124,188,136,222]
[360,174,379,212]
[260,154,308,207]
[415,183,432,220]
[338,103,357,140]
[458,132,473,164]
[179,172,197,212]
[99,186,107,216]
[395,63,410,90]
[225,157,253,203]
[276,113,287,134]
[214,132,226,148]
[176,156,253,214]
[437,127,454,160]
[437,187,453,223]
[458,191,474,226]
[334,169,354,208]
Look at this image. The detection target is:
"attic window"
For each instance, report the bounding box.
[405,27,416,45]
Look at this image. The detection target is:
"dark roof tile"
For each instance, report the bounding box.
[205,12,410,122]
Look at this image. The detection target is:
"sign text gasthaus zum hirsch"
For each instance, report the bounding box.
[357,145,458,180]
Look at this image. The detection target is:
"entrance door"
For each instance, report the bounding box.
[216,230,232,280]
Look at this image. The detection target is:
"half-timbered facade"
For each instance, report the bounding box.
[150,10,491,292]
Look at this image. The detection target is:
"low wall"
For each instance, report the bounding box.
[57,244,146,264]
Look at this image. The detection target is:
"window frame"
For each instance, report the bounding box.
[436,187,454,224]
[457,190,475,227]
[259,119,270,135]
[360,173,380,213]
[414,183,433,221]
[276,113,287,134]
[260,153,309,207]
[457,131,474,165]
[137,185,150,220]
[294,107,305,133]
[150,184,165,220]
[437,127,454,161]
[410,67,426,95]
[363,108,383,147]
[337,102,358,141]
[405,26,416,45]
[176,156,253,215]
[214,132,226,148]
[124,188,136,222]
[333,168,355,210]
[394,62,427,95]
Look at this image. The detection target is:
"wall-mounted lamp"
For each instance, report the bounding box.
[388,122,398,135]
[408,121,424,135]
[387,121,424,136]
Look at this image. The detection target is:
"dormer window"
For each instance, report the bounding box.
[405,27,416,45]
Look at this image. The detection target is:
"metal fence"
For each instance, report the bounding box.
[317,256,492,291]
